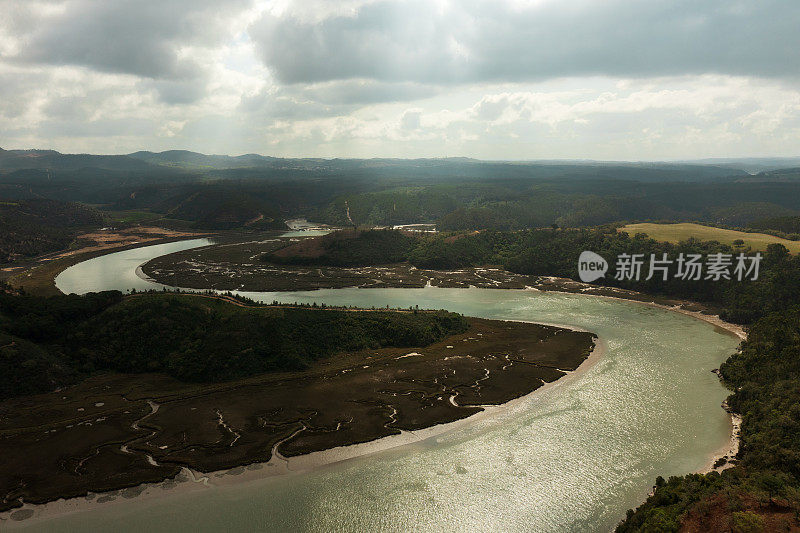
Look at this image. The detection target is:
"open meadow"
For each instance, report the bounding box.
[620,222,800,253]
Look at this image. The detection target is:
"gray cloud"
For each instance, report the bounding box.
[146,79,209,105]
[249,1,457,84]
[38,115,154,138]
[0,68,48,119]
[250,0,800,84]
[1,0,799,158]
[7,0,250,84]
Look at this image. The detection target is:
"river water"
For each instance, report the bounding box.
[36,238,741,532]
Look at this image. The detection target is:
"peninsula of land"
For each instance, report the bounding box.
[0,291,595,514]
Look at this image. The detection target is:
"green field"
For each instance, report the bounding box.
[103,209,164,224]
[620,222,800,253]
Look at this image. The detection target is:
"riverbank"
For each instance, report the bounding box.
[69,234,750,488]
[0,307,596,522]
[529,288,746,478]
[568,291,746,478]
[2,237,744,530]
[4,228,214,296]
[2,327,605,528]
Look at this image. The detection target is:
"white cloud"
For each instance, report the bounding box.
[0,0,798,159]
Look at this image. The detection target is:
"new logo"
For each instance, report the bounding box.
[578,251,608,282]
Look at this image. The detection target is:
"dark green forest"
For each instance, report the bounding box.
[0,199,104,263]
[749,215,800,238]
[5,148,800,249]
[314,181,800,230]
[265,229,416,267]
[267,227,793,323]
[0,289,467,399]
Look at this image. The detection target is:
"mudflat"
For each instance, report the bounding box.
[141,238,724,316]
[142,237,542,290]
[0,316,595,513]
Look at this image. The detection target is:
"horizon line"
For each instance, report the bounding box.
[2,146,800,164]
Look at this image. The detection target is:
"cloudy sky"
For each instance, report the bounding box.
[1,0,799,159]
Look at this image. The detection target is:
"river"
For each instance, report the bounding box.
[30,237,742,532]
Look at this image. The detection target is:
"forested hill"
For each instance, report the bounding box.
[4,147,800,235]
[0,199,104,263]
[3,147,751,179]
[0,148,156,172]
[142,188,288,231]
[0,289,468,400]
[125,150,750,180]
[266,229,416,267]
[749,215,800,236]
[315,180,800,230]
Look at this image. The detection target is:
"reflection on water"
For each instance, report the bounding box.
[56,238,214,294]
[42,239,739,533]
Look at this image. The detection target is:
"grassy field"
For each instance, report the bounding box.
[621,222,800,253]
[103,209,164,225]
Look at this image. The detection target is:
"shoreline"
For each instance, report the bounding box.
[570,291,746,476]
[7,233,215,296]
[699,401,742,475]
[3,241,745,527]
[598,296,746,476]
[2,325,605,527]
[527,287,746,476]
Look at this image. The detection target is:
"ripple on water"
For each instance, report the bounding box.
[31,241,740,533]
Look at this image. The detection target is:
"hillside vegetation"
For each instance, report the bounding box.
[266,229,416,266]
[156,188,287,230]
[749,215,800,236]
[8,147,800,234]
[0,199,104,262]
[0,289,468,399]
[315,181,800,231]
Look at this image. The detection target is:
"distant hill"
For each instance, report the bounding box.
[9,147,800,181]
[740,167,800,182]
[158,188,287,230]
[128,150,277,170]
[0,148,157,172]
[127,150,751,181]
[678,157,800,174]
[5,146,800,233]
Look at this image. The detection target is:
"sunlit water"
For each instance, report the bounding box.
[39,239,740,532]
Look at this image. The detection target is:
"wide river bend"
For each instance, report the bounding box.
[23,237,741,532]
